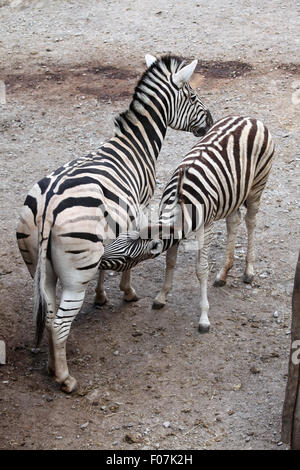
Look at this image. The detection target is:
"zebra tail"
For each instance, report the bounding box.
[33,244,48,348]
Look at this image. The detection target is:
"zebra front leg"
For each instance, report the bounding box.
[47,288,86,393]
[120,270,138,302]
[94,270,108,307]
[243,194,261,284]
[214,209,241,287]
[152,243,179,309]
[196,225,213,333]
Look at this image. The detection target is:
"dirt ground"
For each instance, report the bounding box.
[0,0,299,451]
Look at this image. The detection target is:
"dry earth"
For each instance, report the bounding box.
[0,0,299,451]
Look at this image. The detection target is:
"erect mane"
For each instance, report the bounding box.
[114,55,187,135]
[136,54,186,87]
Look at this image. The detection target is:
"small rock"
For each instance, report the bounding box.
[232,383,242,391]
[80,422,89,430]
[0,340,6,365]
[273,311,279,318]
[163,421,170,428]
[109,404,120,412]
[250,366,260,374]
[132,330,143,337]
[124,433,143,444]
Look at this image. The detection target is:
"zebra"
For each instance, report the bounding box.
[100,115,275,333]
[16,54,213,393]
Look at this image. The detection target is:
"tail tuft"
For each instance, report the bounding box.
[33,250,47,347]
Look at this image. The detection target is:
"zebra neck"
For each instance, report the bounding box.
[114,98,168,163]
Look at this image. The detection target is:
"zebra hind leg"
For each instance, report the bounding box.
[42,259,57,376]
[243,193,261,284]
[196,224,213,333]
[152,243,179,309]
[47,287,86,393]
[214,209,242,287]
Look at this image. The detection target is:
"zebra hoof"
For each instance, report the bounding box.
[213,278,226,287]
[94,301,107,309]
[243,273,254,284]
[152,299,166,309]
[94,295,108,308]
[60,375,77,394]
[198,323,210,333]
[123,293,139,302]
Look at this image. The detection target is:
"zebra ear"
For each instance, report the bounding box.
[145,54,157,68]
[173,59,198,88]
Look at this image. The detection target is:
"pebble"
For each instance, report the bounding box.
[80,422,89,430]
[124,433,143,444]
[273,311,279,318]
[132,330,143,337]
[0,340,6,365]
[250,366,260,374]
[163,421,170,428]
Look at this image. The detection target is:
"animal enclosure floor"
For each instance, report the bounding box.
[0,0,299,450]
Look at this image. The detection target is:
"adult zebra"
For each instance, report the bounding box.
[16,54,213,392]
[100,115,275,332]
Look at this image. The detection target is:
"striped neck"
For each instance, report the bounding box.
[113,55,186,162]
[114,94,168,163]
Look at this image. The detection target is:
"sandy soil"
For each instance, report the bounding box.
[0,0,299,450]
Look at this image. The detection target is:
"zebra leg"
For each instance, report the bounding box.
[120,270,139,302]
[196,224,213,333]
[43,260,58,376]
[48,235,103,393]
[47,287,86,393]
[152,243,179,309]
[243,193,261,284]
[94,270,108,307]
[214,209,241,287]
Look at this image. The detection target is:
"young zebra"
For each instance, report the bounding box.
[100,115,275,332]
[17,54,213,392]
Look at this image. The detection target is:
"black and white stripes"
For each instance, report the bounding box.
[100,115,275,331]
[16,54,212,392]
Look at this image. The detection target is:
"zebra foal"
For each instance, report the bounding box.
[100,115,275,332]
[16,54,213,392]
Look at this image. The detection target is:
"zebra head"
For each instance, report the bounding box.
[143,55,213,138]
[99,230,164,272]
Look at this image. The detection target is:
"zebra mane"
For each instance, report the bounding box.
[114,55,187,136]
